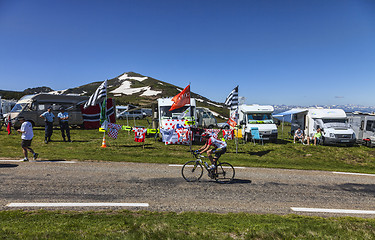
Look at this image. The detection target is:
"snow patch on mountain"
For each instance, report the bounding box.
[118,73,148,81]
[110,80,161,96]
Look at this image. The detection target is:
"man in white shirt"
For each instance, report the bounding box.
[17,117,38,161]
[294,127,304,143]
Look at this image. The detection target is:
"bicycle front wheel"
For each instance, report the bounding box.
[182,160,203,182]
[215,162,235,183]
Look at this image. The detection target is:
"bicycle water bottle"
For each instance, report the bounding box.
[204,162,209,168]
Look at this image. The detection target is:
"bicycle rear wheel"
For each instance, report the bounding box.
[215,162,235,183]
[182,160,203,182]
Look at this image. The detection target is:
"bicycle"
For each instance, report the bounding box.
[181,152,235,183]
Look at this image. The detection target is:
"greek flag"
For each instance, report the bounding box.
[84,80,107,109]
[224,86,239,110]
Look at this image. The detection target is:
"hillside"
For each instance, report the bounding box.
[0,72,229,118]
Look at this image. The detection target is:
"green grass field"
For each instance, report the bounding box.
[1,118,375,173]
[1,210,375,239]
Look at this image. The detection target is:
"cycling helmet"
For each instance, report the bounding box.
[201,132,211,138]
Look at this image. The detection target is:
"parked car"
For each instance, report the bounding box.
[117,110,144,120]
[218,122,230,129]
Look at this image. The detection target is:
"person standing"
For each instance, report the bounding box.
[17,117,38,161]
[57,106,71,142]
[40,106,55,143]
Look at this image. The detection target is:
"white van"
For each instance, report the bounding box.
[196,107,217,129]
[236,104,278,142]
[9,93,88,128]
[290,108,356,145]
[348,112,375,147]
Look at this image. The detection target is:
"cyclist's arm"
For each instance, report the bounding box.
[198,143,211,154]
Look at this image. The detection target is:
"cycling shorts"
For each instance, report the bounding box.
[212,147,226,158]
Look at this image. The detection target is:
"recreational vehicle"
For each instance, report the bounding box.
[196,107,217,128]
[236,104,278,142]
[348,112,375,147]
[290,108,356,145]
[157,97,197,129]
[9,94,88,128]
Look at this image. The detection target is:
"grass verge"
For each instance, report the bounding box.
[1,210,375,239]
[1,119,374,173]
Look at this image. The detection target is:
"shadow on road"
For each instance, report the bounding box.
[230,179,252,184]
[338,183,375,196]
[0,164,19,168]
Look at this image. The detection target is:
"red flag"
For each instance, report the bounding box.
[7,115,11,135]
[169,85,190,111]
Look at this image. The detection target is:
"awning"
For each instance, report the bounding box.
[273,109,308,123]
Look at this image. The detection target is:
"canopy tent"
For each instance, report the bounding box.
[273,109,308,123]
[273,109,308,134]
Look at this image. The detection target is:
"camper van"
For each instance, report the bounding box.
[157,97,197,129]
[9,94,88,128]
[290,108,356,145]
[196,107,217,128]
[236,104,278,142]
[348,112,375,147]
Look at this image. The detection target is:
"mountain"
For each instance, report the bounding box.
[0,72,229,118]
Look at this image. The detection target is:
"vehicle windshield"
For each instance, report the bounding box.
[11,103,27,112]
[321,118,348,128]
[247,113,274,124]
[160,106,195,119]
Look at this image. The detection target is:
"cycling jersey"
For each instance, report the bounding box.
[207,136,227,149]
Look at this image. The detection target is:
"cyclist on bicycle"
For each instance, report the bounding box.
[195,132,227,170]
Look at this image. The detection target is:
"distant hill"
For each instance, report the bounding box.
[0,72,229,118]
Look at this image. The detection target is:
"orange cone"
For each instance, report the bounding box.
[101,136,107,148]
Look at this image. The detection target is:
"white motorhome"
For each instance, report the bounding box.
[236,104,278,142]
[157,97,197,129]
[348,112,375,147]
[290,108,356,145]
[196,107,217,129]
[9,93,88,128]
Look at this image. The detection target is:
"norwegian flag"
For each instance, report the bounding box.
[107,123,122,139]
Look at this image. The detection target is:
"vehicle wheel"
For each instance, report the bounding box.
[215,162,235,183]
[135,117,140,120]
[224,125,229,130]
[208,125,214,129]
[182,161,203,182]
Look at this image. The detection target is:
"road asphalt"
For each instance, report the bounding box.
[1,160,374,217]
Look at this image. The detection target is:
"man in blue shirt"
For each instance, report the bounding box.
[40,106,55,143]
[58,106,71,142]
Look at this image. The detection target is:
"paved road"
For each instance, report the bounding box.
[1,160,374,217]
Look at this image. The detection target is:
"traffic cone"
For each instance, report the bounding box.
[101,135,107,148]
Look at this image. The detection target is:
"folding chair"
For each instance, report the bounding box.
[251,127,263,145]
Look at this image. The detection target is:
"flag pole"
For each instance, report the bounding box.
[189,82,192,152]
[102,79,108,148]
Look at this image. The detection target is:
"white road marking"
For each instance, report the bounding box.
[169,164,245,169]
[7,202,149,207]
[291,207,375,214]
[332,171,375,177]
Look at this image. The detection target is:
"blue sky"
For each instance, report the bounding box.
[1,0,374,106]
